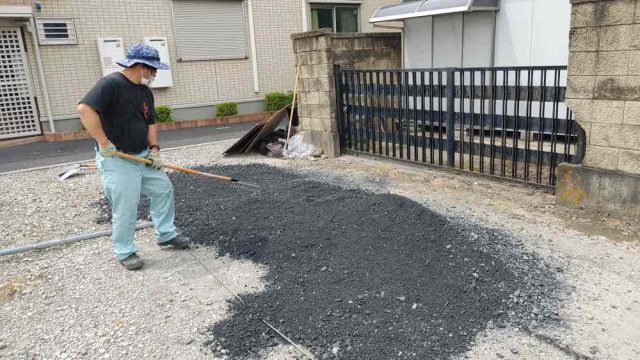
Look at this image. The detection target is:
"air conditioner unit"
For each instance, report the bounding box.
[143,37,174,88]
[96,37,124,77]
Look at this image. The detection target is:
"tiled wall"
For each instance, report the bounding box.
[13,0,397,129]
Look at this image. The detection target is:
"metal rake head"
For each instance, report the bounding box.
[229,180,261,192]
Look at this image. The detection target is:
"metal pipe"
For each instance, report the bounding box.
[0,222,154,257]
[27,17,56,134]
[247,0,260,93]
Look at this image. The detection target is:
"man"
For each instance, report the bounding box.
[78,43,191,270]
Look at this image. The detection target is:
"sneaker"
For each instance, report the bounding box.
[119,253,144,270]
[158,234,192,249]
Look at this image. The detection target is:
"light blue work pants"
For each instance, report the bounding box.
[96,149,177,260]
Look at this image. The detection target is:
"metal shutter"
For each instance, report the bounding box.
[172,0,247,61]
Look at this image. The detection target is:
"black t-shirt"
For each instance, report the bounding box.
[80,72,156,153]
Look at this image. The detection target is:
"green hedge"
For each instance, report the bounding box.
[215,102,239,117]
[155,105,173,123]
[265,92,294,111]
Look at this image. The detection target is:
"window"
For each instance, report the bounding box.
[311,5,359,32]
[35,18,77,45]
[172,0,248,61]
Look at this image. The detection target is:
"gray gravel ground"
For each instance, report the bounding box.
[1,139,639,359]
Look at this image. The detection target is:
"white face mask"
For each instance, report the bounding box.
[140,68,155,86]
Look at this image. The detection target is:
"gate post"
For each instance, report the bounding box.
[334,64,345,152]
[446,69,456,167]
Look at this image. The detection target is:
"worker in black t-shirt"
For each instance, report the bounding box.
[78,43,191,270]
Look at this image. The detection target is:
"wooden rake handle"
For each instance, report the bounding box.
[115,152,234,183]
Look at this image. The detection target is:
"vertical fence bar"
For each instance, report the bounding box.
[421,71,427,163]
[334,65,344,151]
[500,70,509,177]
[343,70,356,150]
[405,70,411,160]
[512,69,521,179]
[403,70,409,160]
[438,72,444,165]
[389,72,400,157]
[370,71,376,154]
[356,71,363,152]
[524,68,533,181]
[490,69,497,175]
[479,70,486,173]
[383,71,390,156]
[375,71,383,155]
[344,70,352,150]
[459,70,465,169]
[407,70,412,160]
[446,69,455,167]
[469,70,476,172]
[536,70,547,184]
[413,71,419,161]
[368,71,378,154]
[429,72,435,164]
[550,69,560,186]
[351,71,358,151]
[398,71,404,159]
[364,71,371,153]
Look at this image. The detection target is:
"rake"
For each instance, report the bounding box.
[57,163,98,181]
[115,152,260,191]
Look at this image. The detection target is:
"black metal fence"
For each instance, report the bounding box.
[335,66,586,187]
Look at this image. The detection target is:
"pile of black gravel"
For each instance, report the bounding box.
[98,164,563,359]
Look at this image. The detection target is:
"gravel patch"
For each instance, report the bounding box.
[1,140,639,359]
[127,164,563,359]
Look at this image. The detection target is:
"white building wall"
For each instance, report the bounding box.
[403,0,572,69]
[529,0,571,67]
[433,14,463,68]
[462,12,494,67]
[9,0,397,132]
[404,17,432,69]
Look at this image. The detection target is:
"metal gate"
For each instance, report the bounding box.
[335,66,586,187]
[0,27,41,140]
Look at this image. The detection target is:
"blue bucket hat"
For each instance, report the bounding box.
[116,43,170,70]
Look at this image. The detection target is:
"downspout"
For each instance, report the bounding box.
[301,0,309,31]
[247,0,260,93]
[26,17,55,134]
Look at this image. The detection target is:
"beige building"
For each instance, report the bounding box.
[0,0,396,139]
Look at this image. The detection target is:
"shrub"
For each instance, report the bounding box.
[155,105,173,123]
[265,92,294,111]
[215,102,239,117]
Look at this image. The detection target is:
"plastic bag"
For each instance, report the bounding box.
[283,133,315,159]
[266,143,284,157]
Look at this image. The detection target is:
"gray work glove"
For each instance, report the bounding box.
[99,142,117,157]
[146,150,164,169]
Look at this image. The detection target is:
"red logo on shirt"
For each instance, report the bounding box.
[142,102,150,121]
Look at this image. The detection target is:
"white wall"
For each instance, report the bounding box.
[403,0,571,69]
[493,0,534,66]
[433,14,463,67]
[462,12,494,67]
[404,17,432,69]
[530,0,571,67]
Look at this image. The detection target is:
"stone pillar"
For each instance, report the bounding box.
[559,0,640,216]
[291,29,401,157]
[567,0,640,174]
